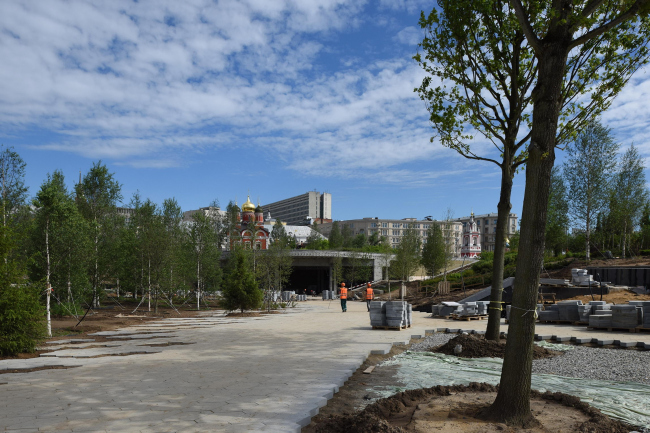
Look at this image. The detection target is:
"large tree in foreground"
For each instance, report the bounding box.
[486,0,650,426]
[416,0,536,340]
[416,0,648,341]
[564,120,619,260]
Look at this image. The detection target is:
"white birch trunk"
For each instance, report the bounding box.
[45,219,52,337]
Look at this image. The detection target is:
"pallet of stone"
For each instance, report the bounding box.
[372,324,408,330]
[537,320,581,325]
[587,326,640,333]
[450,314,487,321]
[611,305,640,328]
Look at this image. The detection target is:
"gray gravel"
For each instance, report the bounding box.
[410,333,650,385]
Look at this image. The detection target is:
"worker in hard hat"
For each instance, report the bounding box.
[339,282,348,312]
[364,283,374,311]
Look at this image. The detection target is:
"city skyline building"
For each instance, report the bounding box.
[318,217,464,256]
[454,213,518,252]
[262,191,332,226]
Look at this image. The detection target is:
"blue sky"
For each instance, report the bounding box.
[1,1,649,223]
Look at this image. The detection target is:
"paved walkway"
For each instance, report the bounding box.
[1,300,648,432]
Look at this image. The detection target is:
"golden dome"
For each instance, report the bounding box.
[242,195,256,213]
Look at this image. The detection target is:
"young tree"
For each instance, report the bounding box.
[390,224,421,283]
[421,224,446,277]
[0,225,45,355]
[222,245,262,313]
[76,162,122,307]
[328,221,342,249]
[416,0,535,341]
[341,223,353,248]
[257,220,293,309]
[31,171,88,335]
[0,146,28,229]
[608,144,649,257]
[186,210,222,310]
[546,166,569,256]
[564,121,619,260]
[488,1,650,426]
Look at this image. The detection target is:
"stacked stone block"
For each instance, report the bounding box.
[369,301,386,327]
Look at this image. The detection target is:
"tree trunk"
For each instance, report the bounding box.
[196,257,201,311]
[586,213,591,261]
[484,40,568,427]
[46,218,52,337]
[485,164,514,340]
[148,259,151,312]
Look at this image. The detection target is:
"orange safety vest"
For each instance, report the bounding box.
[365,288,373,300]
[340,287,348,299]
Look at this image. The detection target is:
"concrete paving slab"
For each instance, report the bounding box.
[2,301,648,432]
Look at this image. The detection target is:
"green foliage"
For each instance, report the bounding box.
[421,224,446,277]
[50,301,82,318]
[0,225,45,356]
[0,284,46,355]
[546,166,569,256]
[222,246,262,313]
[328,221,342,249]
[390,224,421,281]
[564,120,619,258]
[0,145,28,228]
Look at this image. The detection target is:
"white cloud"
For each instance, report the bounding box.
[395,26,422,45]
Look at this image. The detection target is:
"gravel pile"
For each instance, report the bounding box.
[410,333,650,385]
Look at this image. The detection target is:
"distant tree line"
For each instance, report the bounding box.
[545,120,650,259]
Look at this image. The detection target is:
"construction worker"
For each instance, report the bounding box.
[365,283,374,311]
[339,282,348,312]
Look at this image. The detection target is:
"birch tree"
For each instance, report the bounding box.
[564,120,618,260]
[76,162,122,308]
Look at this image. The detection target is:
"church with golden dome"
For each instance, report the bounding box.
[230,196,271,250]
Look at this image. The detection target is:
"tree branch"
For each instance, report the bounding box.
[509,0,541,55]
[569,0,650,49]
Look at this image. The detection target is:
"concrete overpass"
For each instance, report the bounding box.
[222,249,395,293]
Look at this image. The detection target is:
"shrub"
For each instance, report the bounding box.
[641,250,650,256]
[50,301,82,318]
[0,284,46,356]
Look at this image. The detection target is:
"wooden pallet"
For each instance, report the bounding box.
[538,320,581,325]
[372,325,409,330]
[587,326,639,333]
[451,315,488,321]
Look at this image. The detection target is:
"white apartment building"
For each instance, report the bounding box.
[455,213,518,252]
[319,217,463,257]
[262,191,332,226]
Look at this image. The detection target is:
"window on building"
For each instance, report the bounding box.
[382,222,388,228]
[494,219,498,224]
[392,230,400,236]
[370,222,377,228]
[349,223,354,228]
[476,220,480,225]
[493,227,497,233]
[381,229,388,235]
[485,227,488,233]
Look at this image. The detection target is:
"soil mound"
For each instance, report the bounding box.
[432,333,561,359]
[313,383,636,433]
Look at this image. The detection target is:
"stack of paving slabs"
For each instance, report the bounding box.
[385,301,410,328]
[557,300,582,321]
[281,291,296,301]
[632,301,650,328]
[589,303,614,328]
[321,290,334,300]
[538,304,560,321]
[611,304,639,328]
[432,301,462,317]
[369,301,387,327]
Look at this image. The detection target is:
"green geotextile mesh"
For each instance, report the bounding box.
[376,345,650,429]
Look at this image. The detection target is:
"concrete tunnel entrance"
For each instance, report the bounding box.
[285,266,330,294]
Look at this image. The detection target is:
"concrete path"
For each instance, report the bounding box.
[1,300,648,432]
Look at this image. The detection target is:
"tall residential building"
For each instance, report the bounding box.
[455,213,518,252]
[262,191,332,226]
[318,217,464,257]
[182,206,226,222]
